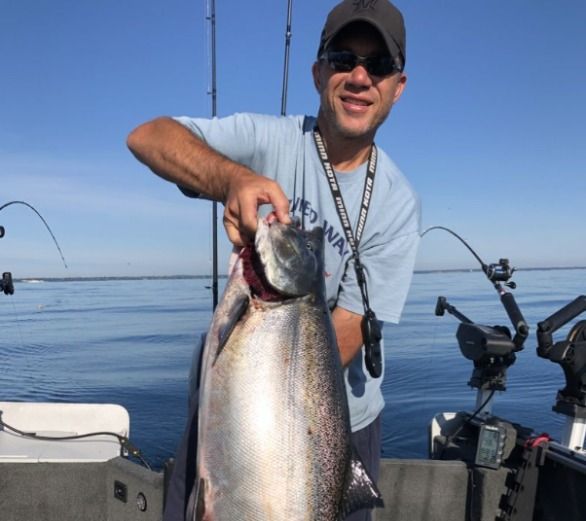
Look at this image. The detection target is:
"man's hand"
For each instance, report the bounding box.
[224,171,291,246]
[127,117,292,247]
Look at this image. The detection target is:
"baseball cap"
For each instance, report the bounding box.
[317,0,406,68]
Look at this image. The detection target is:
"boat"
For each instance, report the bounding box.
[2,232,586,520]
[2,2,585,517]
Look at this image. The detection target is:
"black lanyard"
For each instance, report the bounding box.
[313,127,383,378]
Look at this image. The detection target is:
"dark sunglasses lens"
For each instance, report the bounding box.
[326,52,396,76]
[367,56,395,76]
[328,52,357,72]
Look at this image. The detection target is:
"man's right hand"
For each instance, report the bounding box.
[223,171,291,246]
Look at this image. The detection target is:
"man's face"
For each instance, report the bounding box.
[313,23,406,141]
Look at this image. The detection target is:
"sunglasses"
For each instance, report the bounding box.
[320,50,402,77]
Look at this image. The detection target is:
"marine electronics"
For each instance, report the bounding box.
[474,421,515,470]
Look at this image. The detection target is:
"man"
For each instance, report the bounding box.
[128,1,420,519]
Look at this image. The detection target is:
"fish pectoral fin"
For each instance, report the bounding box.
[187,477,211,521]
[186,477,207,521]
[214,294,249,365]
[339,447,384,518]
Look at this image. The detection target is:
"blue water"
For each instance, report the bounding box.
[1,269,584,469]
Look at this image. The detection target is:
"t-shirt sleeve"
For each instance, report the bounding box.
[174,113,260,166]
[173,114,261,198]
[172,114,303,199]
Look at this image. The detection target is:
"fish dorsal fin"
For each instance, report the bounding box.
[339,446,384,518]
[214,294,249,365]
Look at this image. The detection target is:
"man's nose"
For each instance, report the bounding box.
[346,64,372,88]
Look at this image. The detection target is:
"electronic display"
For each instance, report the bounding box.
[475,424,506,469]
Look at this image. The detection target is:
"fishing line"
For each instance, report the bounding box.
[0,200,68,269]
[0,414,152,470]
[421,225,486,271]
[7,296,26,355]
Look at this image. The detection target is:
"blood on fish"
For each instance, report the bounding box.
[240,246,284,302]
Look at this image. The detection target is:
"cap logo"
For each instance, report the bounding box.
[353,0,378,11]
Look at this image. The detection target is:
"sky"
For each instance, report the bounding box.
[1,0,585,278]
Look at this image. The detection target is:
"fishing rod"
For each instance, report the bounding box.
[206,0,219,310]
[206,0,293,308]
[422,225,529,418]
[280,0,294,116]
[0,200,68,270]
[422,225,528,348]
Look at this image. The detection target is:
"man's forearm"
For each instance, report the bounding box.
[127,116,291,246]
[332,306,364,367]
[127,116,251,202]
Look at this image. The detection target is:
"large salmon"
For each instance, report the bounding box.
[192,219,382,520]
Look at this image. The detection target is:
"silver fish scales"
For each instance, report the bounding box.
[192,219,382,520]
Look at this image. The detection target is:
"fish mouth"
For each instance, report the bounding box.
[240,219,292,301]
[240,244,287,302]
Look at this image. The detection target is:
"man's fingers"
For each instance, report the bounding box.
[274,206,291,225]
[223,173,291,247]
[223,215,248,247]
[263,181,291,225]
[238,192,260,239]
[223,200,252,247]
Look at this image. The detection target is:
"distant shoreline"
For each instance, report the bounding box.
[13,266,586,283]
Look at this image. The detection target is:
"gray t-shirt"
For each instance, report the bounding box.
[175,113,421,432]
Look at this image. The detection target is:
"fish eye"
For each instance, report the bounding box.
[305,242,313,251]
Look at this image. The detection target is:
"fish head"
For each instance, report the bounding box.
[255,219,324,298]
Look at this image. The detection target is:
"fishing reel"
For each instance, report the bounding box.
[420,228,530,390]
[434,249,529,391]
[484,258,516,287]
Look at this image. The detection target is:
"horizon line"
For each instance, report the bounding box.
[12,265,586,283]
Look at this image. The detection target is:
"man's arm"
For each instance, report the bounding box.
[127,117,290,245]
[332,306,364,367]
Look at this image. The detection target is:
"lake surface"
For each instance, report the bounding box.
[1,268,584,469]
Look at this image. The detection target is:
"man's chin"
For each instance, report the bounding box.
[334,122,374,140]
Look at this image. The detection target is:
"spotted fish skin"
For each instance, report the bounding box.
[192,220,382,521]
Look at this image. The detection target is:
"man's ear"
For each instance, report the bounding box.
[393,73,407,104]
[311,62,321,92]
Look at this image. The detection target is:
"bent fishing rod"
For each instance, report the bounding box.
[421,225,529,349]
[0,200,68,296]
[0,200,68,270]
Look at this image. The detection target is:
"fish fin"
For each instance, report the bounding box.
[338,446,384,518]
[214,294,249,365]
[186,477,204,521]
[186,477,209,521]
[195,478,206,521]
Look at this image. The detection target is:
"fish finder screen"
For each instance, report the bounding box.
[475,425,503,468]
